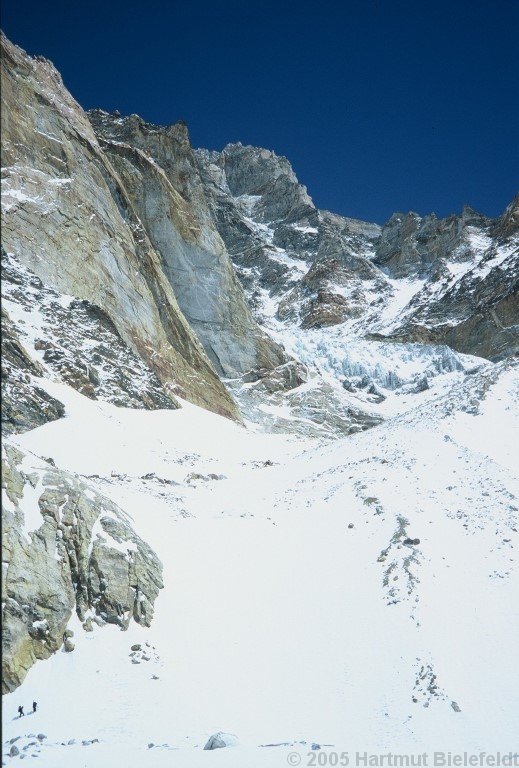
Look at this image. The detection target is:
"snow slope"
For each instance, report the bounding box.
[3,362,518,766]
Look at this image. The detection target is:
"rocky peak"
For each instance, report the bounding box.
[199,142,316,225]
[220,143,303,191]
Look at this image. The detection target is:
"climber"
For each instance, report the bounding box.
[33,701,37,713]
[18,705,24,718]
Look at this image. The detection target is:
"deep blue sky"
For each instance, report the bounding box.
[2,0,518,223]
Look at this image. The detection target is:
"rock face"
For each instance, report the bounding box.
[492,193,519,240]
[378,249,518,361]
[87,110,285,378]
[2,444,163,693]
[0,32,239,420]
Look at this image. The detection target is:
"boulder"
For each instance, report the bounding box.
[203,732,239,750]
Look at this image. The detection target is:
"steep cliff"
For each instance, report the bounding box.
[87,110,285,377]
[0,33,239,420]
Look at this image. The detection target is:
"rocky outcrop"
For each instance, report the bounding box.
[0,33,239,420]
[87,111,285,378]
[2,444,163,693]
[242,360,308,392]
